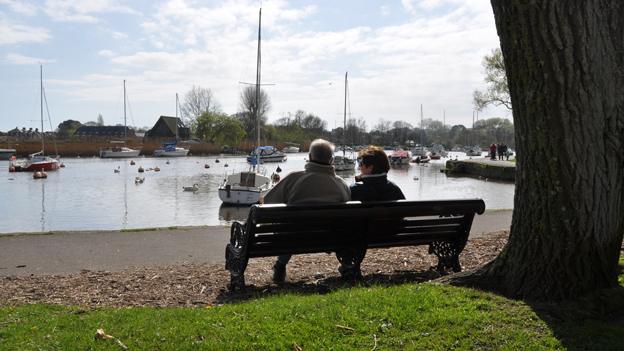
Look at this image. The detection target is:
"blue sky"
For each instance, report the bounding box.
[0,0,508,133]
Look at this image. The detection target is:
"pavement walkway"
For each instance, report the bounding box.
[0,210,511,276]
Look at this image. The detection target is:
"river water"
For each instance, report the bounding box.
[0,151,514,234]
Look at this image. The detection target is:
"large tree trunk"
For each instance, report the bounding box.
[486,1,624,300]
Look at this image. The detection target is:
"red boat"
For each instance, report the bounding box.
[10,152,60,172]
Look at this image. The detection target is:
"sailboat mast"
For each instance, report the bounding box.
[420,104,423,145]
[175,93,180,139]
[40,65,45,154]
[255,8,262,148]
[343,71,348,156]
[123,80,127,140]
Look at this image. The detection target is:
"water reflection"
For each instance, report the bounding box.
[219,204,251,222]
[40,180,45,232]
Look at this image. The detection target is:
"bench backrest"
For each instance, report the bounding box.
[242,199,486,258]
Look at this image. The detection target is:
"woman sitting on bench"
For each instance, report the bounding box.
[351,145,405,202]
[337,146,406,279]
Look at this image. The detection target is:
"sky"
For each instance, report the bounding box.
[0,0,509,133]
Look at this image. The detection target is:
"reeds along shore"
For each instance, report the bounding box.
[2,138,311,157]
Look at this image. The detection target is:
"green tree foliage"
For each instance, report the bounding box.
[272,110,328,145]
[194,112,245,146]
[473,118,514,146]
[473,48,511,111]
[56,119,82,139]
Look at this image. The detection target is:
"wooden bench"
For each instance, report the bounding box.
[225,199,485,290]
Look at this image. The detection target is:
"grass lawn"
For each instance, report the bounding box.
[1,260,622,350]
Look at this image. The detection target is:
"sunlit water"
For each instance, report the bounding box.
[0,151,514,234]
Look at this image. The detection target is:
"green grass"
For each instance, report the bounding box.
[1,259,622,350]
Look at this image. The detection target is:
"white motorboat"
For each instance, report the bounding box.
[282,142,300,153]
[333,155,356,172]
[247,146,287,163]
[465,145,482,157]
[218,171,273,205]
[100,142,141,158]
[154,142,189,157]
[411,145,430,158]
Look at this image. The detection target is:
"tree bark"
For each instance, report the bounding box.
[486,0,624,300]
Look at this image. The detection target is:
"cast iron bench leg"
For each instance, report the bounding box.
[429,241,462,273]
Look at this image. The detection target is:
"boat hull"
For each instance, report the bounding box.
[154,149,189,157]
[100,150,141,158]
[10,159,60,172]
[218,186,268,205]
[246,154,287,163]
[390,157,411,165]
[282,146,300,153]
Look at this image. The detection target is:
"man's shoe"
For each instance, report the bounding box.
[272,263,286,284]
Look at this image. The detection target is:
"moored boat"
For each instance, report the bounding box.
[282,142,300,153]
[333,155,356,172]
[429,144,448,159]
[154,141,189,157]
[10,151,60,172]
[247,146,287,163]
[465,145,482,157]
[100,141,141,158]
[389,149,411,165]
[9,65,61,172]
[100,80,141,158]
[218,170,273,205]
[0,148,16,160]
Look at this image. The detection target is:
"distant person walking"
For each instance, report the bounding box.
[261,139,350,284]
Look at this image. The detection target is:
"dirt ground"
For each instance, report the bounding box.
[0,231,509,307]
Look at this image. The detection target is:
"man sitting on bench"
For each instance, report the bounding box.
[261,138,350,283]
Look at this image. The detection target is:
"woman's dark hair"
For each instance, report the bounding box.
[358,145,390,174]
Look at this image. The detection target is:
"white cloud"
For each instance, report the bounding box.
[0,15,50,45]
[0,0,38,16]
[43,0,139,23]
[111,31,128,40]
[5,52,53,65]
[21,0,507,130]
[98,49,115,58]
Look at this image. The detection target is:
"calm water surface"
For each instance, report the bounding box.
[0,152,514,234]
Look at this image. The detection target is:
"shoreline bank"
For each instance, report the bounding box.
[0,210,512,276]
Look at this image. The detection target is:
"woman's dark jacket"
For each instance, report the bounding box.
[350,173,405,201]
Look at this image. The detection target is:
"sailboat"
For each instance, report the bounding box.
[9,65,60,172]
[218,8,272,205]
[154,93,190,157]
[99,80,141,158]
[332,71,356,172]
[411,104,431,162]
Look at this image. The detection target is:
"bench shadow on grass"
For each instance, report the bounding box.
[215,268,442,304]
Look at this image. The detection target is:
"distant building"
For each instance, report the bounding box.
[74,125,136,138]
[145,116,190,139]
